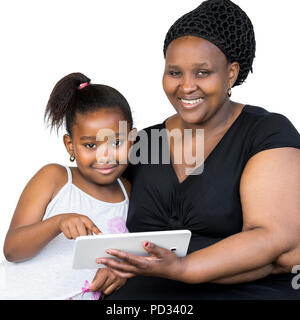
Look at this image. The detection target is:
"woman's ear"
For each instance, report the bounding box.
[228,61,240,89]
[63,134,75,157]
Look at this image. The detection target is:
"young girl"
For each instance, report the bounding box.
[1,72,135,300]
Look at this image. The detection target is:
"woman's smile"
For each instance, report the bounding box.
[178,97,204,110]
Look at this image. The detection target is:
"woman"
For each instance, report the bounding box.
[96,0,300,299]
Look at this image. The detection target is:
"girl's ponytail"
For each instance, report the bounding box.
[44,72,90,133]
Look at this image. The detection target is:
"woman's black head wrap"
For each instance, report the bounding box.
[163,0,256,87]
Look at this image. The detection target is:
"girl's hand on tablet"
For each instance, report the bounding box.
[57,213,102,239]
[88,267,127,296]
[95,241,185,281]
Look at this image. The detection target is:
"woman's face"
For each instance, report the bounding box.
[162,36,238,125]
[64,108,133,185]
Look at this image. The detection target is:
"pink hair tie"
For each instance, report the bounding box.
[78,82,89,90]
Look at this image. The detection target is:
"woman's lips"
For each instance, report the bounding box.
[93,165,118,175]
[178,97,204,110]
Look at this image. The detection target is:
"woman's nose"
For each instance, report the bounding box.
[181,75,197,93]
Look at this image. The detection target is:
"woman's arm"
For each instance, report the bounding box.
[209,147,300,284]
[97,147,300,284]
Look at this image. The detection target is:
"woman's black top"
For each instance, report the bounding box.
[106,105,300,300]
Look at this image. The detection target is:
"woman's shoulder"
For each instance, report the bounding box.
[243,105,299,133]
[243,105,297,125]
[242,105,300,159]
[242,104,269,115]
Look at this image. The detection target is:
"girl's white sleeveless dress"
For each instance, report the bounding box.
[0,166,129,300]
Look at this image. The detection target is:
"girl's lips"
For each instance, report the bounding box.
[93,165,118,175]
[178,97,204,110]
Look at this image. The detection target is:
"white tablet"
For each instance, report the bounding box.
[72,229,191,269]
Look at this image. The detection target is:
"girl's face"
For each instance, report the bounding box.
[64,108,134,185]
[162,36,239,125]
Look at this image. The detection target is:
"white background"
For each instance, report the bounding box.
[0,0,299,263]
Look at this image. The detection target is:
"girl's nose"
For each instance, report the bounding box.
[96,143,113,164]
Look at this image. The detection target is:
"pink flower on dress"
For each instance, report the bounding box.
[107,217,128,234]
[81,280,90,297]
[81,280,101,300]
[68,280,101,300]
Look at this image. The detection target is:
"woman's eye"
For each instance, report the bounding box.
[85,143,96,149]
[196,71,209,78]
[168,70,181,77]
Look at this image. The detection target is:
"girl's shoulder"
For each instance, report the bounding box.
[36,163,67,182]
[37,164,69,199]
[26,164,69,201]
[7,164,69,231]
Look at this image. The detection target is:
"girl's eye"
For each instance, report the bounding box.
[111,140,123,147]
[85,143,97,149]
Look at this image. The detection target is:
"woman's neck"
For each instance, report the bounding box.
[177,100,242,137]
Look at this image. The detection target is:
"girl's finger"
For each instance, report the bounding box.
[99,274,117,294]
[69,223,80,239]
[62,225,72,239]
[103,281,123,295]
[109,268,135,279]
[89,272,108,292]
[76,220,88,237]
[83,218,101,235]
[92,225,102,235]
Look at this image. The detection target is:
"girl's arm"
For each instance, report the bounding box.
[96,147,300,284]
[3,164,66,262]
[4,164,103,262]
